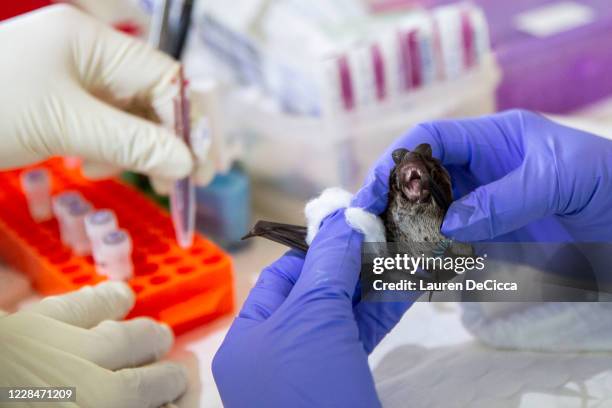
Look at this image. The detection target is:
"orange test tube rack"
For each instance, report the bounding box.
[0,159,234,334]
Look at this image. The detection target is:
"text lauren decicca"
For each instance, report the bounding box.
[372,279,518,291]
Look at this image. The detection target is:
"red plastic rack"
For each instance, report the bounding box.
[0,159,234,334]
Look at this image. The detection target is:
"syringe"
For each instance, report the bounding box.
[20,168,53,222]
[170,68,195,249]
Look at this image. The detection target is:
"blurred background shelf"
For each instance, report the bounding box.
[228,56,499,202]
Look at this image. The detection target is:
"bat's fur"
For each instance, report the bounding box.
[384,143,452,253]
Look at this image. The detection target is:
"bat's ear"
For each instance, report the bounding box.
[414,143,432,158]
[392,148,409,164]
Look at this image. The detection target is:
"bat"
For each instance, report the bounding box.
[243,143,472,297]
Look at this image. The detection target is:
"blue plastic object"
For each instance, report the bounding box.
[195,165,250,249]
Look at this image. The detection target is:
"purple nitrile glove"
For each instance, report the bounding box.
[352,109,612,243]
[213,210,402,408]
[347,109,612,329]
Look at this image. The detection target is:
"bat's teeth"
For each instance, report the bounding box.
[407,169,421,181]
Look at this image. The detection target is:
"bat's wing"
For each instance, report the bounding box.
[242,220,309,252]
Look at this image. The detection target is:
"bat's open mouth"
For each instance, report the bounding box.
[392,144,452,212]
[401,165,431,203]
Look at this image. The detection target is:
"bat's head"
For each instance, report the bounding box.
[390,143,452,211]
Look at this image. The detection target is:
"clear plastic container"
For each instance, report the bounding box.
[189,2,491,116]
[186,1,500,199]
[227,55,500,198]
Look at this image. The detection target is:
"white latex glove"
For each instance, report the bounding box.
[0,4,214,192]
[0,282,188,407]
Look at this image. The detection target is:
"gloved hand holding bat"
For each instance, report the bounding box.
[216,109,612,407]
[353,109,612,243]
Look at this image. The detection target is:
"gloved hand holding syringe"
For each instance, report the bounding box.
[0,4,221,406]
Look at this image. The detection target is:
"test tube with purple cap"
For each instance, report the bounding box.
[85,209,118,264]
[63,200,93,256]
[97,229,133,281]
[52,191,85,246]
[20,168,52,222]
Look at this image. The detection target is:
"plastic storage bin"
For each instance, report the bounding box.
[186,2,499,198]
[191,2,491,117]
[227,55,500,198]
